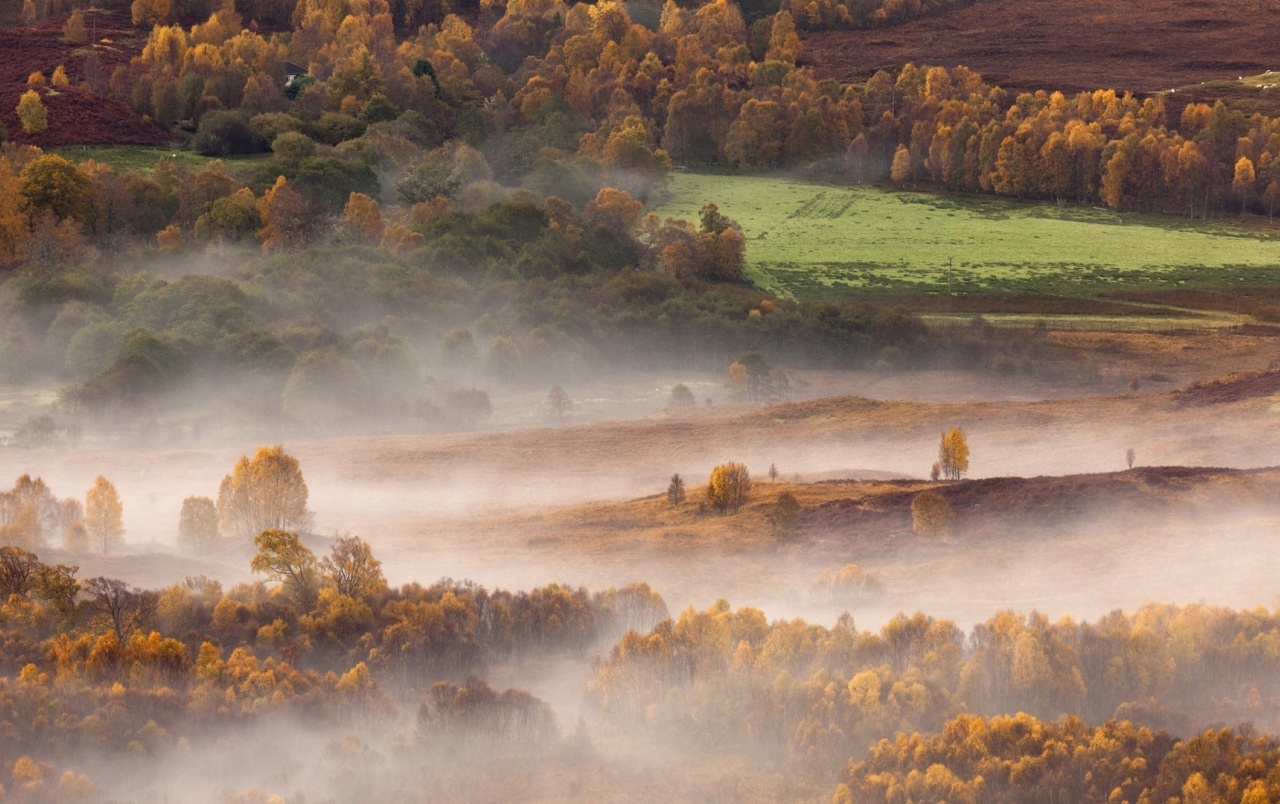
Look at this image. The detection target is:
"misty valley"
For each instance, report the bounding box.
[7,0,1280,798]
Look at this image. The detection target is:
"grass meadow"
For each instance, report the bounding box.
[51,145,273,177]
[652,173,1280,302]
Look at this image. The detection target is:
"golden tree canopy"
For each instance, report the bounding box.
[938,427,969,480]
[705,462,750,515]
[85,476,124,554]
[217,445,312,540]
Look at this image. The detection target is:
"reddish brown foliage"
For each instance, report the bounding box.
[1172,369,1280,406]
[805,466,1273,545]
[802,0,1280,112]
[0,12,169,146]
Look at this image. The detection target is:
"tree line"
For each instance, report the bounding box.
[590,599,1280,777]
[840,712,1280,803]
[0,539,669,791]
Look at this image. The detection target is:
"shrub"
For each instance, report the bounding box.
[249,112,303,144]
[308,112,366,145]
[193,111,266,156]
[272,131,316,162]
[360,93,400,124]
[17,90,47,134]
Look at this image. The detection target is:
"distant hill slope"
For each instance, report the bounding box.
[802,0,1280,113]
[0,11,171,147]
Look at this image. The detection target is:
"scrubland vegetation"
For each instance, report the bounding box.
[4,0,1280,798]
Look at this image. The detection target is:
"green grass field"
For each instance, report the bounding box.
[651,173,1280,302]
[50,146,273,177]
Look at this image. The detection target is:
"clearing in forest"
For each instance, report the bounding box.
[652,172,1280,304]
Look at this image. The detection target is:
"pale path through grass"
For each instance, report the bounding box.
[651,173,1280,300]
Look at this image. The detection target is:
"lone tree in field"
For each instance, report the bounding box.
[912,490,953,538]
[217,445,312,540]
[768,463,779,482]
[771,491,801,541]
[547,385,573,422]
[706,462,750,515]
[85,476,124,554]
[667,473,686,507]
[1126,448,1136,469]
[937,427,970,480]
[178,496,219,551]
[251,528,319,609]
[16,90,47,135]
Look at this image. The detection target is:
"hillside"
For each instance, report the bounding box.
[0,10,170,146]
[802,0,1280,114]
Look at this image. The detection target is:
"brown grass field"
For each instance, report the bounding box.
[802,0,1280,113]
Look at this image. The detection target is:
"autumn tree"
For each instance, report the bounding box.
[667,473,685,507]
[85,476,124,554]
[178,496,218,551]
[62,9,87,42]
[36,562,79,620]
[937,427,969,480]
[16,90,47,135]
[256,175,309,252]
[890,144,911,182]
[84,576,158,639]
[911,490,952,537]
[0,546,41,598]
[51,65,69,87]
[216,445,312,540]
[1234,156,1256,213]
[343,191,383,243]
[132,0,172,27]
[0,157,29,266]
[20,155,95,224]
[320,535,386,601]
[251,528,319,609]
[194,188,261,242]
[584,187,644,234]
[706,462,750,514]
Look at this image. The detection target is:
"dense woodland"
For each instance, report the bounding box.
[5,0,1280,800]
[7,533,1280,799]
[0,0,1269,427]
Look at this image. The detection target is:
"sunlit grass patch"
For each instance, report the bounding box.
[651,173,1280,301]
